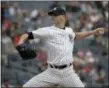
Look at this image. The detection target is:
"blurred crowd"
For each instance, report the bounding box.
[1,1,108,87]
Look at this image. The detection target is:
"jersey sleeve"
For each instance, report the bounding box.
[32,28,49,40]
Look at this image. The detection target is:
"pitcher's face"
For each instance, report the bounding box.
[52,15,67,25]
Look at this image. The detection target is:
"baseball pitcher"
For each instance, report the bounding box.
[16,7,105,87]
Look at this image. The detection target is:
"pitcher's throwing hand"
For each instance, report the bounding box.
[93,28,105,36]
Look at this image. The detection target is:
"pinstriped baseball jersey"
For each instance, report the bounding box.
[32,25,75,65]
[23,25,84,87]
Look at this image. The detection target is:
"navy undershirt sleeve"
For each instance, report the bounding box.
[27,32,34,40]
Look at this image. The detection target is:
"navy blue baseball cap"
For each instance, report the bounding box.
[48,7,66,16]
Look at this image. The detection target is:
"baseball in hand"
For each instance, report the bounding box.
[99,30,104,35]
[94,28,105,36]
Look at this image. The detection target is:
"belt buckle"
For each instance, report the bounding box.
[49,64,56,69]
[54,64,59,69]
[50,64,53,68]
[51,64,55,68]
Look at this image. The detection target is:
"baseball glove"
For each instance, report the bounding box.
[16,43,36,60]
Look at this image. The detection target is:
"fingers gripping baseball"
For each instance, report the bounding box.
[94,28,105,36]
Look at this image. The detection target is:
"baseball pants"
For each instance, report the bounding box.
[23,65,84,87]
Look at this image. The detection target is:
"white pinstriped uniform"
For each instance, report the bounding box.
[23,25,84,87]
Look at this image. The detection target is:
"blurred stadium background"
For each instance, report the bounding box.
[1,1,108,87]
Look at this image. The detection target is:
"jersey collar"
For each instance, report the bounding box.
[53,25,66,30]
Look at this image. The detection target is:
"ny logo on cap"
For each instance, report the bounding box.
[53,7,57,10]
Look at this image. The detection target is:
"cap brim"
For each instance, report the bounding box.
[48,11,59,16]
